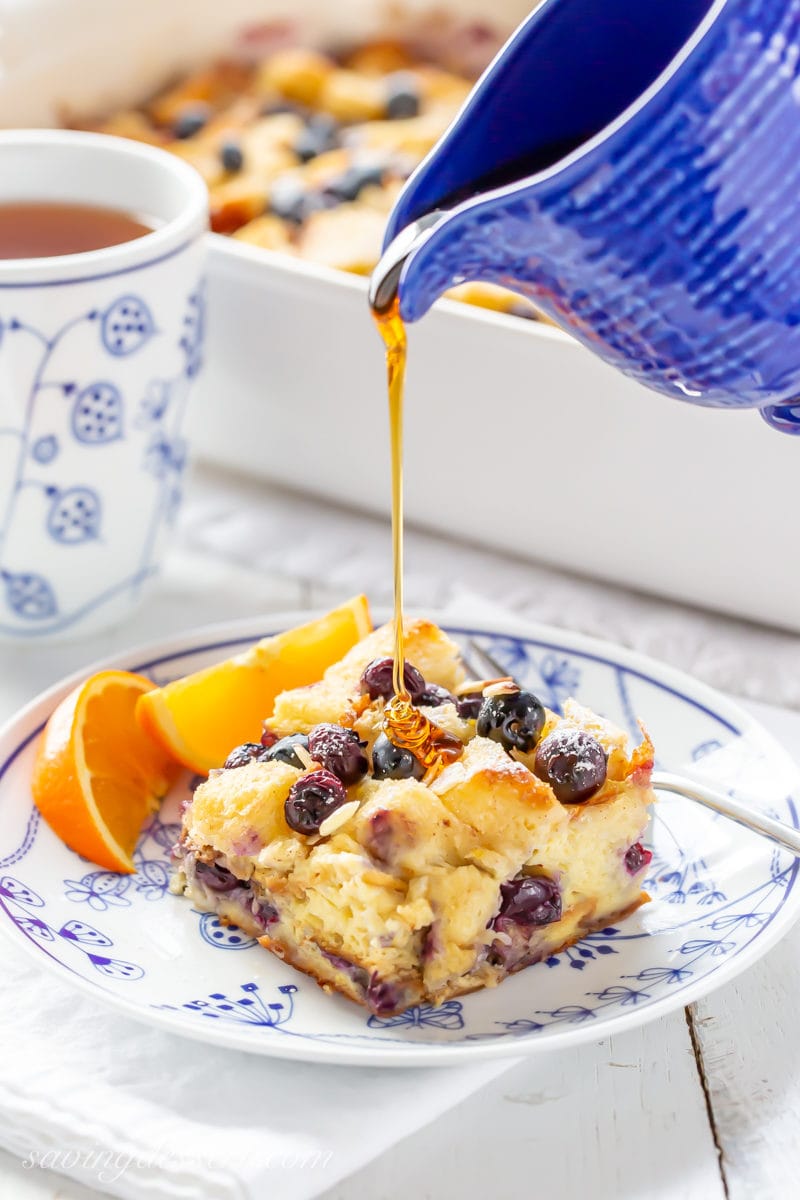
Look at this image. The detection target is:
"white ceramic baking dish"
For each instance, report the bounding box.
[2,0,798,632]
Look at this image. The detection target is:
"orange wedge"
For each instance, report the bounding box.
[31,670,178,873]
[136,594,372,774]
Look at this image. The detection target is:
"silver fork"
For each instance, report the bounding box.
[463,639,800,859]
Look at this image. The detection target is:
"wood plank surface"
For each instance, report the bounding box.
[326,1012,726,1200]
[691,922,800,1200]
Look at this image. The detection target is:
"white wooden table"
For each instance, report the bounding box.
[2,461,799,1200]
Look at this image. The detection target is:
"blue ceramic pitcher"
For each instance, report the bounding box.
[372,0,800,433]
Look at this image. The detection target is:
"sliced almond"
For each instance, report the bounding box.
[293,744,316,770]
[422,763,441,787]
[454,676,516,696]
[318,799,360,837]
[454,678,492,696]
[483,679,520,699]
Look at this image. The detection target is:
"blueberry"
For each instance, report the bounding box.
[294,114,339,162]
[534,728,607,803]
[320,949,370,988]
[264,732,310,769]
[371,733,424,781]
[421,925,439,962]
[223,742,267,769]
[269,179,330,225]
[195,860,245,893]
[293,129,325,162]
[476,690,546,754]
[494,873,561,928]
[624,842,653,875]
[324,164,385,203]
[385,73,420,119]
[269,180,309,224]
[455,692,483,720]
[366,974,401,1015]
[363,809,395,864]
[308,723,368,785]
[284,769,347,835]
[418,683,455,707]
[220,139,245,172]
[251,897,279,929]
[359,656,426,702]
[173,105,210,139]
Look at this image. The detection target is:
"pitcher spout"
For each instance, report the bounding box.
[368,211,449,316]
[372,185,561,326]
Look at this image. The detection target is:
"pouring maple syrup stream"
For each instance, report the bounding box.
[379,296,409,702]
[373,292,463,780]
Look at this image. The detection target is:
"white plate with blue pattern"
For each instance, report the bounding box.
[1,610,799,1068]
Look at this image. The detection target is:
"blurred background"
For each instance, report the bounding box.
[2,0,800,706]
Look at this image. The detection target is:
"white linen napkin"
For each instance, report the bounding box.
[0,940,511,1199]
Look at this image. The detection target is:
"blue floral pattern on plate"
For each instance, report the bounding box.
[0,874,143,981]
[0,615,798,1066]
[196,913,258,951]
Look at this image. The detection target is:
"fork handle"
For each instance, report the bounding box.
[651,770,800,858]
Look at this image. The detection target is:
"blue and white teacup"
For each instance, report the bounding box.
[0,130,207,641]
